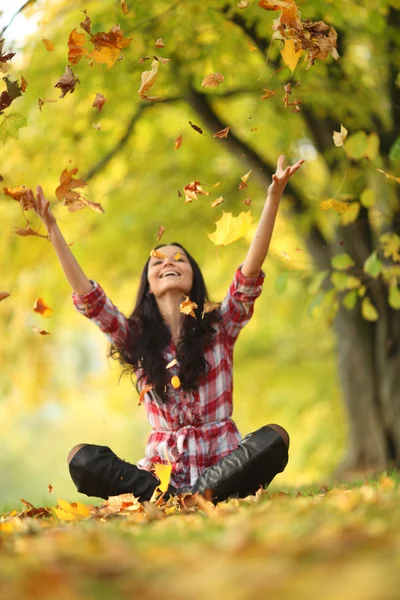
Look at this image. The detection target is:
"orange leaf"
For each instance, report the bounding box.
[33,297,53,318]
[183,180,210,204]
[150,249,167,259]
[243,197,252,206]
[239,170,252,190]
[42,39,55,52]
[175,134,182,149]
[213,126,230,138]
[20,76,28,92]
[247,40,257,51]
[14,225,48,239]
[55,167,87,209]
[179,295,198,318]
[171,375,181,389]
[0,291,10,302]
[32,326,50,336]
[4,185,34,209]
[68,29,88,65]
[138,384,153,406]
[174,252,181,260]
[260,89,276,100]
[156,225,166,241]
[48,484,53,493]
[201,73,225,88]
[89,25,133,69]
[92,93,107,113]
[121,0,129,14]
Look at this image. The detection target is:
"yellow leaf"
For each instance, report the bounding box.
[33,297,53,318]
[179,295,198,318]
[138,59,160,99]
[280,39,302,73]
[208,211,253,246]
[361,297,378,321]
[365,132,380,160]
[171,375,181,389]
[55,498,91,519]
[174,252,181,260]
[154,463,172,493]
[332,124,348,147]
[42,39,55,52]
[320,198,357,214]
[380,232,400,262]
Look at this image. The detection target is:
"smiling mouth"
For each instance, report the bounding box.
[160,271,181,278]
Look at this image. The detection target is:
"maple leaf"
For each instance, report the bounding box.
[55,166,87,209]
[89,25,132,69]
[67,29,87,65]
[333,124,348,147]
[213,126,230,138]
[54,66,80,98]
[260,89,276,100]
[281,39,303,73]
[138,384,153,406]
[33,297,53,318]
[42,39,54,52]
[150,249,167,258]
[189,121,203,134]
[180,296,198,318]
[155,38,166,48]
[207,211,253,246]
[239,170,252,190]
[92,93,107,113]
[0,291,10,302]
[32,326,50,335]
[121,0,129,14]
[4,185,32,205]
[201,73,225,88]
[138,59,160,100]
[183,181,210,204]
[156,225,166,241]
[211,196,224,208]
[175,134,182,149]
[171,375,181,389]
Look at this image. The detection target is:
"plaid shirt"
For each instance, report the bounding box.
[72,266,265,489]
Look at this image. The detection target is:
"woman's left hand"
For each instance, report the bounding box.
[267,154,305,198]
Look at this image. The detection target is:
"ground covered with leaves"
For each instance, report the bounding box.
[2,476,400,600]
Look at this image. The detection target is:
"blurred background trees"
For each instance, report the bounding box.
[1,0,399,505]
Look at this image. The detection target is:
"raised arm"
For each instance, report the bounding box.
[241,155,305,278]
[29,185,92,296]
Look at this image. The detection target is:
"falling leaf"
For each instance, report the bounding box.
[180,296,198,318]
[0,112,27,144]
[4,185,32,206]
[38,97,57,111]
[376,169,400,184]
[213,126,230,138]
[54,66,80,98]
[154,463,172,493]
[261,89,276,100]
[208,211,253,246]
[183,180,210,203]
[248,40,257,51]
[138,59,159,100]
[238,0,249,7]
[201,73,225,88]
[258,0,293,10]
[239,170,252,190]
[67,29,87,64]
[202,301,221,318]
[85,200,105,214]
[281,39,303,73]
[211,196,224,208]
[80,10,92,34]
[14,225,48,239]
[150,249,167,259]
[138,384,153,406]
[55,166,88,211]
[88,25,133,69]
[155,38,166,48]
[156,225,166,241]
[48,484,53,493]
[320,198,358,214]
[20,76,28,92]
[333,124,348,147]
[32,326,50,335]
[92,122,101,130]
[166,358,178,369]
[0,292,10,302]
[0,39,15,71]
[33,297,53,319]
[92,93,107,113]
[243,197,252,206]
[121,0,129,14]
[174,252,181,260]
[171,375,181,389]
[189,121,203,134]
[175,134,182,149]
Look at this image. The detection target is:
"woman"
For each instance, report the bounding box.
[30,154,304,504]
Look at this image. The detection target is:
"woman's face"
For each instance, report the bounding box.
[147,245,194,298]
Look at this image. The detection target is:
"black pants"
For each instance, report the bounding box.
[69,425,289,504]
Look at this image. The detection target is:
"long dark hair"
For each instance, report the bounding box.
[108,243,220,402]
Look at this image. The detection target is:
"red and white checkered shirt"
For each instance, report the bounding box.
[72,266,265,489]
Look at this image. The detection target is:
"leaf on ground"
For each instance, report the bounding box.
[54,66,80,98]
[154,463,172,493]
[0,113,27,144]
[208,211,253,246]
[201,73,225,87]
[33,297,53,318]
[180,295,198,318]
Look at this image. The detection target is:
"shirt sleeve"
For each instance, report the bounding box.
[219,266,265,348]
[72,281,134,349]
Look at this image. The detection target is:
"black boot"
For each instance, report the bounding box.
[190,425,289,504]
[69,444,177,502]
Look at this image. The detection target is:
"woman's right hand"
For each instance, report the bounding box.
[28,185,57,231]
